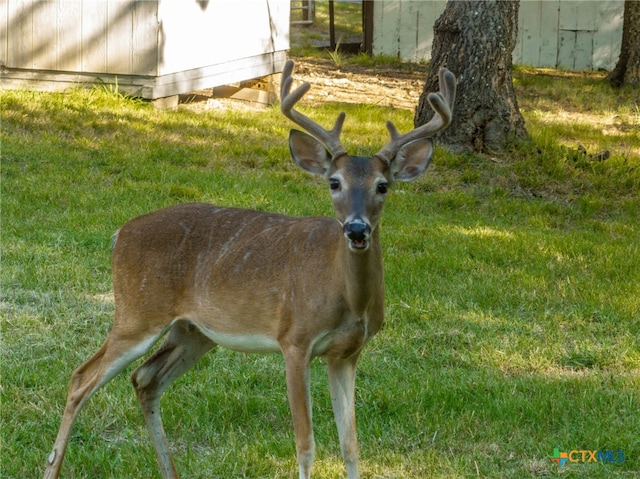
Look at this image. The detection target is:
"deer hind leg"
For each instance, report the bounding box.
[131,319,216,479]
[44,330,164,479]
[327,355,361,479]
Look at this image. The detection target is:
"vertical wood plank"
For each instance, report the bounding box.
[268,0,290,52]
[372,0,400,58]
[31,0,58,69]
[8,0,33,68]
[414,2,429,62]
[131,0,157,76]
[574,30,594,70]
[557,29,577,69]
[372,0,446,62]
[516,0,538,65]
[81,0,108,72]
[399,1,437,63]
[559,0,595,31]
[398,1,415,62]
[538,0,560,67]
[558,0,578,30]
[0,0,8,66]
[593,0,624,70]
[106,0,133,74]
[56,0,82,71]
[415,1,446,62]
[558,0,597,70]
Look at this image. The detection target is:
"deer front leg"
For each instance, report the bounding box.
[327,355,360,479]
[283,348,315,479]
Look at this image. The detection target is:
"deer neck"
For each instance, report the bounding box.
[337,227,384,317]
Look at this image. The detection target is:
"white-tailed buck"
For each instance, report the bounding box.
[44,60,455,479]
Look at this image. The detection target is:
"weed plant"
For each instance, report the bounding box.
[1,63,639,478]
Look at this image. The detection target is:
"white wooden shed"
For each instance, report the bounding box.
[0,0,290,100]
[370,0,624,71]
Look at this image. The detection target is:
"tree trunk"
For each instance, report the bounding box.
[608,0,640,87]
[415,0,528,154]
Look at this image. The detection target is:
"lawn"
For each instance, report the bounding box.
[1,57,639,478]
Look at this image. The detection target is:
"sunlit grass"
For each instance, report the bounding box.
[2,65,639,478]
[514,66,640,158]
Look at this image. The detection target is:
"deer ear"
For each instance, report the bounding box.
[289,129,332,176]
[390,138,433,182]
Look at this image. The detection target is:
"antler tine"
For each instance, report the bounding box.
[280,60,347,158]
[377,67,456,163]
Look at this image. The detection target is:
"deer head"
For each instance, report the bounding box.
[281,60,456,251]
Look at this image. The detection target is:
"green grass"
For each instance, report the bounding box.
[2,64,639,479]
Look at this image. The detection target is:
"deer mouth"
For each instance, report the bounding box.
[348,238,369,251]
[344,220,371,251]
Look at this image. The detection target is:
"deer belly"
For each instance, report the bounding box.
[197,326,280,354]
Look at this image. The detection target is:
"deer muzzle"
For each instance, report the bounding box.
[343,219,371,251]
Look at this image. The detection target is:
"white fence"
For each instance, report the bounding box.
[372,0,624,70]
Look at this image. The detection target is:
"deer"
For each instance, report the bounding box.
[43,60,455,479]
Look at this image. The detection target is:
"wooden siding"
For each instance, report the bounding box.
[157,0,289,76]
[371,0,624,71]
[517,0,624,70]
[1,0,158,74]
[372,0,442,63]
[1,0,289,99]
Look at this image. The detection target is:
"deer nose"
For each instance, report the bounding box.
[343,219,371,250]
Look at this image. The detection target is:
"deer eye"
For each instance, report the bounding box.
[329,178,341,191]
[377,182,389,194]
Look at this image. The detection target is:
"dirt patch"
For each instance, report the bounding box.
[182,57,427,113]
[289,57,427,111]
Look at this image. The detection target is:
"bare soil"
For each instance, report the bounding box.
[288,57,427,111]
[183,57,427,113]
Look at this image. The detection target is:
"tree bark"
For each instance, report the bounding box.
[608,0,640,87]
[415,0,528,154]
